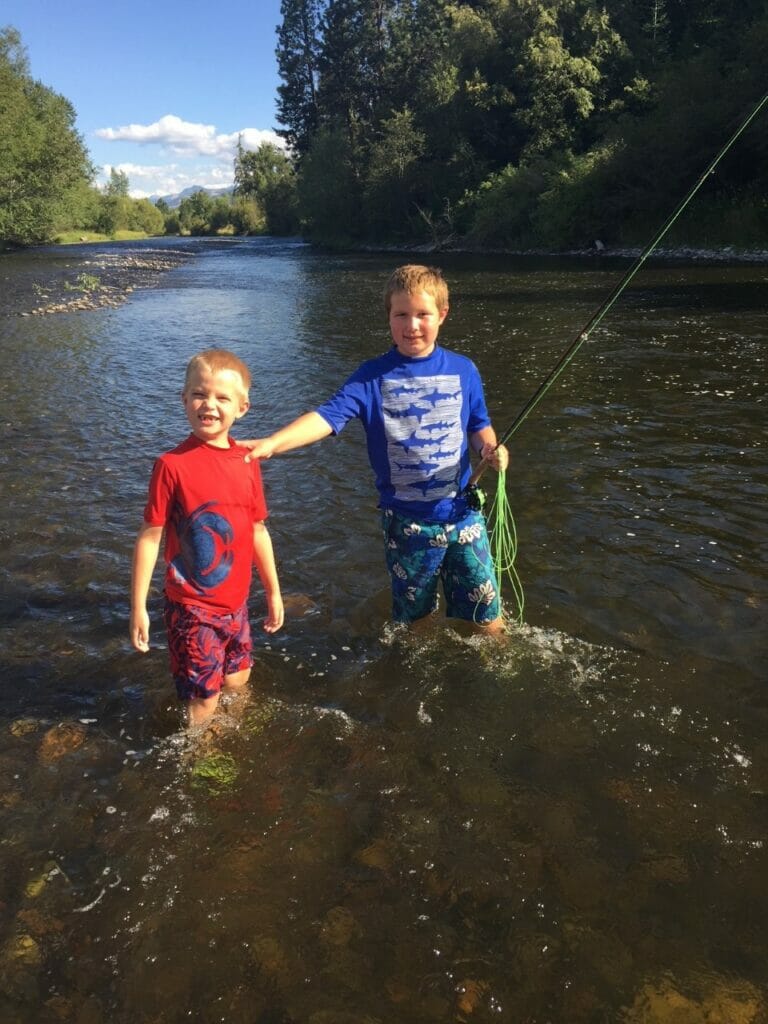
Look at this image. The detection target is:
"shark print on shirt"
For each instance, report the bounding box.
[382,374,463,503]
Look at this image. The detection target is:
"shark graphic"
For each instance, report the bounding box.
[420,420,453,433]
[385,382,422,399]
[395,433,450,452]
[407,476,458,496]
[419,387,461,405]
[384,403,433,422]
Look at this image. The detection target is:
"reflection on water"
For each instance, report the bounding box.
[1,238,766,1021]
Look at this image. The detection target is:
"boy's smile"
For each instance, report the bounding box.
[389,288,448,359]
[182,367,249,447]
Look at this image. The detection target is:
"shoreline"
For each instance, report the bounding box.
[13,243,194,318]
[354,239,768,264]
[9,236,768,319]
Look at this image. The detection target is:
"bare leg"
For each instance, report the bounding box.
[187,669,251,730]
[187,693,221,729]
[222,666,251,695]
[409,611,439,635]
[471,614,506,637]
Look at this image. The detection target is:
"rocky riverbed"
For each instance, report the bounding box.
[6,245,195,318]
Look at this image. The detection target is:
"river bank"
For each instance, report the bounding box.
[4,236,767,321]
[3,242,195,318]
[358,237,768,264]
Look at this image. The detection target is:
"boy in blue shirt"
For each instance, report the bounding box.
[242,265,508,634]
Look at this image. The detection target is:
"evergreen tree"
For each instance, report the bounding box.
[275,0,325,156]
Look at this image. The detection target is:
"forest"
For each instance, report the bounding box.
[1,1,766,249]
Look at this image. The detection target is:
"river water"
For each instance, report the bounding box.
[1,237,766,1022]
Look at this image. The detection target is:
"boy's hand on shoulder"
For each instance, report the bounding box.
[481,442,509,473]
[236,437,275,463]
[263,592,284,633]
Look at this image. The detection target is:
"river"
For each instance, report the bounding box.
[1,237,766,1022]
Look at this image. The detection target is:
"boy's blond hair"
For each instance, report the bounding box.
[184,349,251,400]
[384,264,449,315]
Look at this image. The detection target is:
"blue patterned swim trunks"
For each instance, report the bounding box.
[382,509,501,624]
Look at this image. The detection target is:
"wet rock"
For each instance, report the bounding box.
[16,907,64,937]
[319,905,360,946]
[251,935,291,984]
[190,752,239,791]
[243,699,279,735]
[562,922,634,988]
[640,852,689,884]
[550,852,616,910]
[354,838,394,873]
[74,995,104,1024]
[507,931,561,985]
[9,717,43,738]
[456,977,489,1016]
[38,722,88,763]
[3,932,41,966]
[282,593,321,617]
[24,862,59,898]
[622,975,763,1023]
[44,995,74,1020]
[454,769,509,808]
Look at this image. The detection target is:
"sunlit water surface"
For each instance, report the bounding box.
[1,238,766,1022]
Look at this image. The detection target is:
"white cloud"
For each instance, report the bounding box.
[93,115,286,199]
[99,162,236,199]
[95,114,283,158]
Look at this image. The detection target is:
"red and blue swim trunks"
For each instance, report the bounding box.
[163,599,252,701]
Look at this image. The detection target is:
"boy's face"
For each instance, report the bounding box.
[388,288,448,360]
[182,366,249,447]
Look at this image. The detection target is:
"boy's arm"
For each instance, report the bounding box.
[252,521,284,633]
[469,426,509,472]
[130,523,164,652]
[238,411,333,463]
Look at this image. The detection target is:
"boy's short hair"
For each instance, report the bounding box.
[384,264,449,314]
[184,349,251,399]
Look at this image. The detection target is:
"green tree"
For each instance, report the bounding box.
[364,108,426,235]
[104,167,130,197]
[297,127,359,242]
[276,0,324,157]
[178,190,215,235]
[0,26,92,245]
[230,195,266,235]
[234,141,299,234]
[127,198,165,235]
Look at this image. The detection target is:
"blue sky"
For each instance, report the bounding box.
[3,0,286,198]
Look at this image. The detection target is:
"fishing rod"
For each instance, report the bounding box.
[468,88,768,496]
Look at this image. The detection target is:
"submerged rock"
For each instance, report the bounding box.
[622,975,763,1023]
[38,722,88,763]
[319,905,360,947]
[3,932,41,966]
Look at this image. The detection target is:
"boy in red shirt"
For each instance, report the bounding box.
[130,349,283,729]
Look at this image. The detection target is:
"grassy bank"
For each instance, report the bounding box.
[53,229,158,244]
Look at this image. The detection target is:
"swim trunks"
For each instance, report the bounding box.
[163,599,252,701]
[382,509,501,624]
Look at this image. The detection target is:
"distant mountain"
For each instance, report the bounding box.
[150,185,233,208]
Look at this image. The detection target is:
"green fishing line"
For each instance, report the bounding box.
[486,470,524,625]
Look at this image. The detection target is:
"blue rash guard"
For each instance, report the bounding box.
[316,345,491,522]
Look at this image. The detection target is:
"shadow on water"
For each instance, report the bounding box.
[0,238,766,1021]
